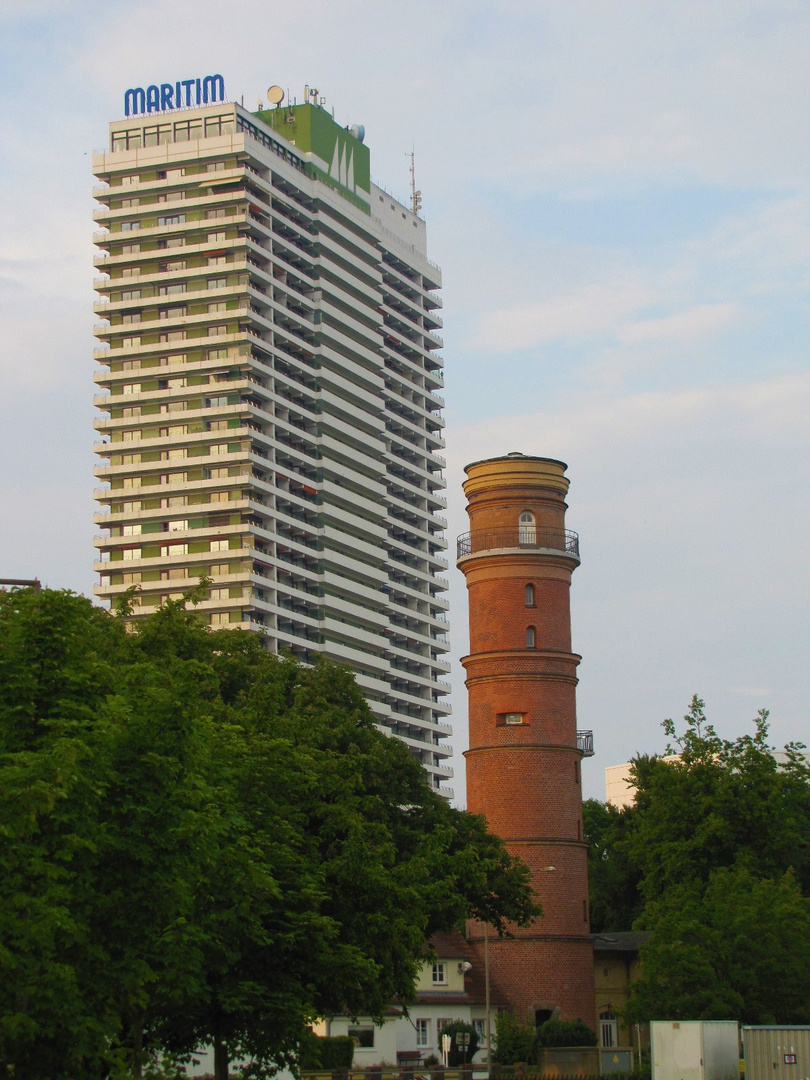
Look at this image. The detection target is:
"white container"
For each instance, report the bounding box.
[742,1026,810,1080]
[651,1020,739,1080]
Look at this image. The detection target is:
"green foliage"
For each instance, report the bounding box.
[626,865,810,1024]
[583,798,640,932]
[536,1018,597,1047]
[298,1032,354,1070]
[0,588,538,1080]
[584,694,810,1024]
[440,1020,479,1066]
[492,1012,536,1065]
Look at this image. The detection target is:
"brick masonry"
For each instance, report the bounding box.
[458,454,596,1028]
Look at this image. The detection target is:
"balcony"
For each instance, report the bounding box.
[456,527,579,560]
[577,730,595,757]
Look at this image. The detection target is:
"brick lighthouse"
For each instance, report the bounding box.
[457,453,595,1028]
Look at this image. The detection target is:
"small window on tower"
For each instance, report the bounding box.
[525,583,535,607]
[526,625,536,648]
[498,712,526,726]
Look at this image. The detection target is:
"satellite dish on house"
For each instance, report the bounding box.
[266,85,285,105]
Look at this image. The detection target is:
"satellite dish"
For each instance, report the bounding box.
[266,85,285,105]
[350,123,366,144]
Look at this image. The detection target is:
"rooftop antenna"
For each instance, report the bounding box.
[409,148,422,216]
[267,85,285,107]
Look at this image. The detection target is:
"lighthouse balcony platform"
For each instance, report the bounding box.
[456,528,579,560]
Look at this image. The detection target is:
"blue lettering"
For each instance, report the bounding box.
[124,87,146,117]
[124,75,225,115]
[202,74,224,104]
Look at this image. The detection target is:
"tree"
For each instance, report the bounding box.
[626,866,810,1023]
[440,1020,479,1066]
[492,1011,535,1065]
[0,588,539,1080]
[584,695,810,1024]
[583,798,639,933]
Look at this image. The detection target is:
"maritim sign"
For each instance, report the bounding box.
[124,75,226,117]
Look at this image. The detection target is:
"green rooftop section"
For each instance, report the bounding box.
[254,102,371,213]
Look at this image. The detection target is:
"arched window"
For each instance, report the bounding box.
[524,583,535,607]
[518,510,536,545]
[526,625,536,648]
[599,1010,618,1049]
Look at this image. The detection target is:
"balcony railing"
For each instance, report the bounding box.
[577,730,595,757]
[456,527,579,559]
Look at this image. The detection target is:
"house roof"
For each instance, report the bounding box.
[415,930,509,1008]
[592,931,651,954]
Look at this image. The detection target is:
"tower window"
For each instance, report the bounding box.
[526,625,536,648]
[498,712,526,726]
[518,510,536,544]
[525,583,535,606]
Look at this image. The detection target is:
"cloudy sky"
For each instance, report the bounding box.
[1,0,808,801]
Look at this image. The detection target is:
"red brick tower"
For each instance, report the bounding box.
[457,453,595,1028]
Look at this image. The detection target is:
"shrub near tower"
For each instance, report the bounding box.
[457,453,595,1027]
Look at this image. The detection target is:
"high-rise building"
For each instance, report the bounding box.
[91,81,452,791]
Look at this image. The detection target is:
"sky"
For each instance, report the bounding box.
[0,0,808,802]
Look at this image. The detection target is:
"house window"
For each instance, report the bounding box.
[348,1027,375,1048]
[432,963,446,985]
[526,626,536,648]
[210,611,229,626]
[415,1019,429,1047]
[157,214,185,227]
[208,278,227,290]
[518,510,536,544]
[525,583,535,606]
[472,1019,486,1043]
[437,1019,452,1035]
[599,1010,617,1049]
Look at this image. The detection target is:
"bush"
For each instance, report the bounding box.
[492,1012,536,1065]
[299,1031,355,1070]
[440,1020,479,1066]
[537,1019,597,1047]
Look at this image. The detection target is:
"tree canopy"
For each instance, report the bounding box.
[585,695,810,1024]
[0,587,539,1080]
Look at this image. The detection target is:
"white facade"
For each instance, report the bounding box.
[92,98,452,790]
[322,938,491,1067]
